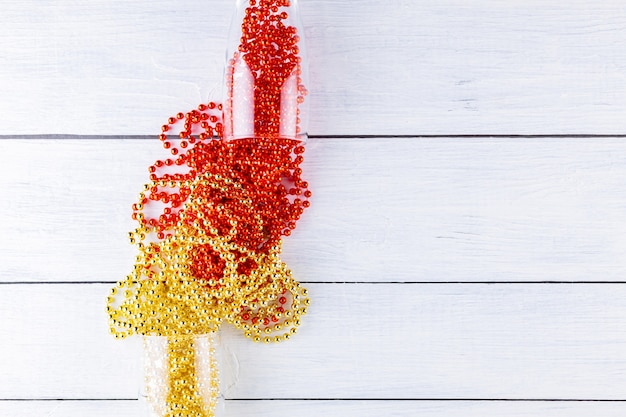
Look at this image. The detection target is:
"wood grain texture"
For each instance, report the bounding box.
[2,400,626,417]
[1,283,625,400]
[0,285,141,400]
[1,0,625,414]
[1,138,625,283]
[2,0,626,135]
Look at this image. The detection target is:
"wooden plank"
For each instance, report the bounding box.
[2,1,626,135]
[1,138,625,283]
[1,283,625,399]
[0,284,141,400]
[2,400,626,417]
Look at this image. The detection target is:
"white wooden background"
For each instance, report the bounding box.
[1,0,626,416]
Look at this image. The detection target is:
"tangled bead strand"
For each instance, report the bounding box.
[108,1,310,416]
[107,105,311,342]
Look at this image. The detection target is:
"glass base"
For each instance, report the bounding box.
[140,334,222,417]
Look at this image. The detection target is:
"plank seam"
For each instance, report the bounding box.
[1,134,626,140]
[0,398,136,401]
[2,281,626,285]
[2,398,625,402]
[226,398,626,402]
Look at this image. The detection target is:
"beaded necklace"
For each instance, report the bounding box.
[107,1,310,415]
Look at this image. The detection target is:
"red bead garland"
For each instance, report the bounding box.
[142,100,311,274]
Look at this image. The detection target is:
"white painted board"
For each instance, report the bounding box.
[2,1,626,135]
[1,138,625,283]
[2,399,626,417]
[1,284,625,400]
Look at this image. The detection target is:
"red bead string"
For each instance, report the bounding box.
[238,0,305,137]
[110,0,311,340]
[108,1,310,415]
[138,104,311,254]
